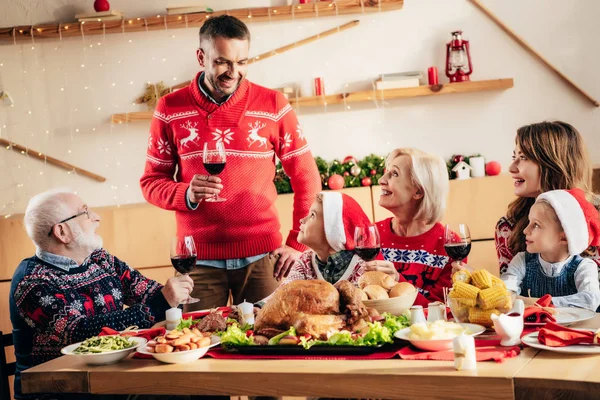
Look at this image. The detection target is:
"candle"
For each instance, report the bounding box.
[238,300,255,325]
[453,334,476,370]
[428,67,439,85]
[165,307,182,331]
[469,156,485,178]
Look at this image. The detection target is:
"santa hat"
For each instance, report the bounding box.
[536,188,600,255]
[321,191,372,251]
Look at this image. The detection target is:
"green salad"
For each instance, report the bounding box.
[220,313,409,350]
[73,336,135,354]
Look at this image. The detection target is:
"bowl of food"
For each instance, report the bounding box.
[137,328,220,364]
[447,269,516,327]
[358,272,418,315]
[61,335,146,365]
[394,320,485,351]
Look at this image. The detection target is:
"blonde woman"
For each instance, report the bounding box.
[364,148,451,307]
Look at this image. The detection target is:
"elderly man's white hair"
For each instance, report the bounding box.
[24,188,75,251]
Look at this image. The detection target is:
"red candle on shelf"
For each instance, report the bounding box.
[428,67,439,85]
[314,77,324,96]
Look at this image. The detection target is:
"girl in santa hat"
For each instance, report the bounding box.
[257,191,396,305]
[501,188,600,311]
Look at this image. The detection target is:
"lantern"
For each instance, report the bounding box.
[445,31,472,83]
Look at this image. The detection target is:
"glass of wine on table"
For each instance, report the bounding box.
[354,224,381,261]
[170,235,200,304]
[203,141,226,202]
[444,223,472,263]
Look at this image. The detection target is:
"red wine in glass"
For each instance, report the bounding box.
[203,162,225,175]
[203,141,227,202]
[354,247,381,262]
[170,236,200,304]
[170,255,197,274]
[444,223,471,262]
[444,243,471,261]
[354,225,381,261]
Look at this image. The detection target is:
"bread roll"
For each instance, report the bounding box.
[358,271,396,291]
[363,284,389,300]
[356,287,368,301]
[389,282,416,298]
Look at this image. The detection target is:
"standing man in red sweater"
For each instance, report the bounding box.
[140,15,321,311]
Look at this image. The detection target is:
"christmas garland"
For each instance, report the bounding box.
[274,153,502,194]
[274,154,386,194]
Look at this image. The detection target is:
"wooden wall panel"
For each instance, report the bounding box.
[0,281,13,335]
[0,218,34,281]
[373,175,515,240]
[469,240,500,277]
[137,266,175,285]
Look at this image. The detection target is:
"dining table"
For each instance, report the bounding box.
[22,314,600,400]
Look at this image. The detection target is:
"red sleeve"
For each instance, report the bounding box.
[274,92,322,251]
[139,98,190,211]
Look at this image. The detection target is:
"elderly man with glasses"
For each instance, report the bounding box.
[9,189,194,400]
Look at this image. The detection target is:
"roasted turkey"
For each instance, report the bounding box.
[254,280,370,340]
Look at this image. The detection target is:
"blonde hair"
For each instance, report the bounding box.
[386,148,449,224]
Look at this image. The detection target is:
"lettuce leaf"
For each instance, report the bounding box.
[267,327,297,345]
[176,317,194,331]
[220,324,254,346]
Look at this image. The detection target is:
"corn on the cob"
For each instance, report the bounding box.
[471,269,493,289]
[449,282,480,306]
[491,275,505,287]
[452,269,472,285]
[469,307,501,327]
[478,285,509,310]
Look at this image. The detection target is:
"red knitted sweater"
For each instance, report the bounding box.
[376,219,454,306]
[140,73,321,259]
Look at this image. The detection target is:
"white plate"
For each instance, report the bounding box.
[394,323,485,351]
[522,330,600,354]
[61,336,147,365]
[137,335,221,364]
[525,307,596,327]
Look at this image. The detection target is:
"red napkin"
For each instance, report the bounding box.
[398,339,520,363]
[99,327,166,359]
[523,295,556,324]
[538,321,598,347]
[182,306,232,320]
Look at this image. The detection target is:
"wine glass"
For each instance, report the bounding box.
[354,224,381,261]
[202,141,226,202]
[170,236,200,304]
[444,223,472,263]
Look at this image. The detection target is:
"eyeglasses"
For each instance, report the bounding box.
[48,209,90,236]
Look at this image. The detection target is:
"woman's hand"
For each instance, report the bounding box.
[363,260,399,282]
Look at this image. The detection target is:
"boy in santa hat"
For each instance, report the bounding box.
[501,188,600,311]
[257,191,396,305]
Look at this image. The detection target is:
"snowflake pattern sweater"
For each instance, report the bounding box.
[495,216,600,275]
[140,73,321,259]
[376,219,453,306]
[10,249,170,371]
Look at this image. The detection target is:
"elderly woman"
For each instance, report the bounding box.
[364,148,451,307]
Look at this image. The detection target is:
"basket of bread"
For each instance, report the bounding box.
[447,269,516,327]
[358,271,418,315]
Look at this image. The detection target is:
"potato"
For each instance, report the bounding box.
[155,344,174,353]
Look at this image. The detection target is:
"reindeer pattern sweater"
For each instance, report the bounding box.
[376,219,453,306]
[140,73,321,259]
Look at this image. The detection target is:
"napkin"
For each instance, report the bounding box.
[537,321,599,347]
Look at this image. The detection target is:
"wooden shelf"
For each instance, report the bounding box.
[0,0,403,44]
[111,78,514,123]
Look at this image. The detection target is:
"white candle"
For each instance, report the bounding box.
[165,307,182,331]
[453,334,477,370]
[238,300,254,325]
[469,156,485,178]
